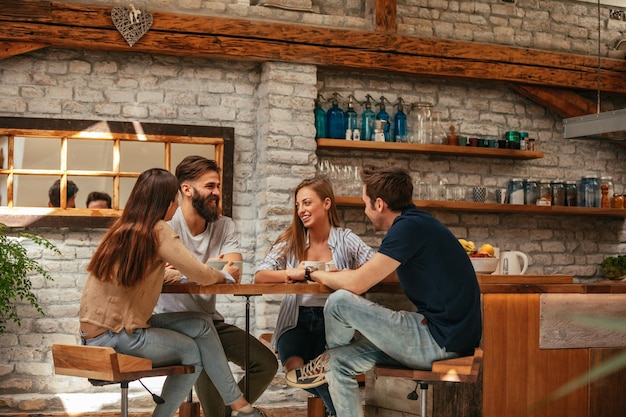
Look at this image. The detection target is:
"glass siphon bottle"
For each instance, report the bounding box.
[314,93,326,139]
[344,94,358,140]
[375,96,391,142]
[326,92,345,139]
[360,94,376,141]
[392,97,408,143]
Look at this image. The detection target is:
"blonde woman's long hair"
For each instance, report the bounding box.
[272,177,341,262]
[87,168,180,287]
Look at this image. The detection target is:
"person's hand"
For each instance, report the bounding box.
[285,266,305,283]
[164,262,177,270]
[223,261,241,283]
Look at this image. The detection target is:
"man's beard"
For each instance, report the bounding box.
[191,190,220,223]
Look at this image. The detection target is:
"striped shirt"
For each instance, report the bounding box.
[256,226,375,349]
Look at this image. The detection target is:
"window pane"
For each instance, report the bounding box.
[0,174,6,206]
[120,141,164,173]
[14,137,61,170]
[68,140,113,172]
[14,175,59,207]
[171,143,216,169]
[80,177,114,209]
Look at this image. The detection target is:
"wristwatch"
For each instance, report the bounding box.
[304,266,312,281]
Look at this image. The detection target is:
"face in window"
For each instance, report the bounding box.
[189,170,221,223]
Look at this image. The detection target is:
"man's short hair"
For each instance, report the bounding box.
[361,165,414,211]
[48,179,79,207]
[86,191,112,208]
[175,155,221,185]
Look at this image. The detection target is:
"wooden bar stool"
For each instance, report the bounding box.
[52,344,196,417]
[374,348,483,417]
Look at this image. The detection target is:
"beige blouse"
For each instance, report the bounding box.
[79,220,225,334]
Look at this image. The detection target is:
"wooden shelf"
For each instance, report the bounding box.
[335,196,626,217]
[316,138,544,160]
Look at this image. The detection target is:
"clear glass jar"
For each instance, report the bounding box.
[408,102,433,144]
[431,111,447,145]
[581,176,599,208]
[537,180,552,206]
[507,178,525,205]
[524,179,538,205]
[564,181,577,207]
[550,180,565,206]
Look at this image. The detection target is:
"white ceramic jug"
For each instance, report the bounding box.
[498,251,528,275]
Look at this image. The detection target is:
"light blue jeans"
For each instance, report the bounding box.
[82,312,243,417]
[324,290,455,417]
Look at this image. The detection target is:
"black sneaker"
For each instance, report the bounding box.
[285,353,329,389]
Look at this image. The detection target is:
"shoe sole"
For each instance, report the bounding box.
[285,376,327,389]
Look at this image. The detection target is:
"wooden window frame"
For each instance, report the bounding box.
[0,117,234,228]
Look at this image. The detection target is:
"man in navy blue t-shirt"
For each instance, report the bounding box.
[284,166,482,417]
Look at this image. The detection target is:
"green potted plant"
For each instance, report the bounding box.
[601,255,626,280]
[0,222,60,333]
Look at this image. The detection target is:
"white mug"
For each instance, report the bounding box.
[499,251,528,275]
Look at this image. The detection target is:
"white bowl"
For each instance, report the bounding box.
[470,257,499,274]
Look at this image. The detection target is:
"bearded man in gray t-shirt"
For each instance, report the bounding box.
[155,156,277,417]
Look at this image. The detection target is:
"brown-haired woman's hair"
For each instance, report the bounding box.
[87,168,179,287]
[272,177,340,262]
[361,165,414,211]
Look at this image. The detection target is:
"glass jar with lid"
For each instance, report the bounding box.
[408,102,433,144]
[537,180,552,206]
[550,180,565,206]
[524,179,538,205]
[564,181,577,207]
[507,178,525,205]
[581,176,599,208]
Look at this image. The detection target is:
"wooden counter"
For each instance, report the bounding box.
[364,276,626,417]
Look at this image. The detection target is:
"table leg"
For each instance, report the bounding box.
[245,294,251,401]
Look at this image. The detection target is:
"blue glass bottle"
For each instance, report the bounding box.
[361,94,376,141]
[393,97,408,142]
[344,95,358,139]
[376,96,391,142]
[326,93,345,139]
[314,93,326,139]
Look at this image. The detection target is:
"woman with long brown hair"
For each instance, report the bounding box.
[254,177,374,417]
[79,168,266,417]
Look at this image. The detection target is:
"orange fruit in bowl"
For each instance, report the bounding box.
[479,244,495,257]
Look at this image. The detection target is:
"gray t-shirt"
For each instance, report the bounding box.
[153,207,241,321]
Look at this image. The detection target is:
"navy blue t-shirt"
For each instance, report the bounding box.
[377,205,482,353]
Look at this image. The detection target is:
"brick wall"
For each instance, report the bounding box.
[0,0,625,413]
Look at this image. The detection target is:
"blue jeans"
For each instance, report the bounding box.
[82,312,243,417]
[277,307,335,416]
[324,290,454,417]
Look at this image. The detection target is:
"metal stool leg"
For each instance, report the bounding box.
[420,383,428,417]
[120,381,129,417]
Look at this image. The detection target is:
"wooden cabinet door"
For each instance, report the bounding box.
[482,294,588,417]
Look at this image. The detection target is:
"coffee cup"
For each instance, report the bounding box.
[303,261,326,272]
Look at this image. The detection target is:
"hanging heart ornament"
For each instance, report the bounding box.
[111,5,153,47]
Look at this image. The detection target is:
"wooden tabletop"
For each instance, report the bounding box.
[161,275,626,295]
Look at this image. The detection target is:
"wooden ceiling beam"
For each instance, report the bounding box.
[0,0,625,96]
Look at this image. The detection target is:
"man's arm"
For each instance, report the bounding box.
[310,252,400,295]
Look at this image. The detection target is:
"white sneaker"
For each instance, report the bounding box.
[285,353,329,389]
